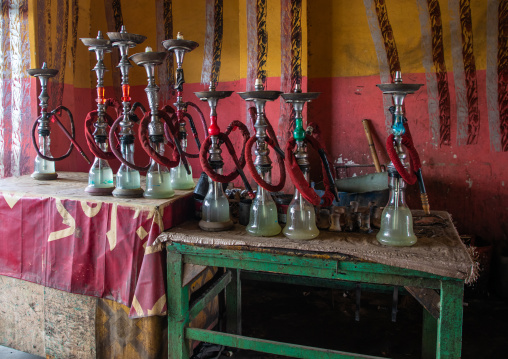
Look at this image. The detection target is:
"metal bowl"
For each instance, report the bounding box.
[162,39,199,52]
[376,83,423,94]
[281,92,320,102]
[129,51,167,66]
[237,90,282,101]
[107,31,146,45]
[27,68,59,78]
[80,37,112,50]
[194,90,233,100]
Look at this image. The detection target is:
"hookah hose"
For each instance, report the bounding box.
[160,105,191,174]
[32,105,91,164]
[244,107,286,193]
[199,120,255,198]
[108,113,151,172]
[385,124,430,214]
[285,135,337,207]
[138,110,181,169]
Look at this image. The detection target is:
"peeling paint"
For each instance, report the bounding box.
[466,178,473,188]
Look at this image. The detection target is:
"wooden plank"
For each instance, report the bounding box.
[182,263,208,287]
[186,328,387,359]
[422,308,438,359]
[226,269,242,335]
[437,280,464,358]
[182,253,442,289]
[189,271,231,320]
[44,287,96,359]
[405,286,440,319]
[167,251,190,359]
[0,276,45,357]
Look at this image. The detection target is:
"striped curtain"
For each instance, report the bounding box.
[0,0,32,178]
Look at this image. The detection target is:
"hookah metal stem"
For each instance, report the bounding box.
[50,115,91,164]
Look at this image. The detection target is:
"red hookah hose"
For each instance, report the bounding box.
[31,105,84,162]
[138,110,181,168]
[285,136,336,207]
[247,106,284,157]
[185,101,208,139]
[84,110,118,161]
[385,132,421,185]
[199,120,251,184]
[108,114,150,172]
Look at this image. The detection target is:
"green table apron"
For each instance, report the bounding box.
[159,211,473,359]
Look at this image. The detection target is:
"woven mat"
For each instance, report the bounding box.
[158,210,474,281]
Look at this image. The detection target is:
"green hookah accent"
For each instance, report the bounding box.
[293,117,305,142]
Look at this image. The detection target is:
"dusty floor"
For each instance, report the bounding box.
[218,278,508,359]
[2,278,506,358]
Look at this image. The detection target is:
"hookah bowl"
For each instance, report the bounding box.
[130,48,175,199]
[81,31,115,195]
[280,85,321,240]
[162,33,199,190]
[375,71,423,246]
[238,79,283,236]
[194,83,234,231]
[107,26,147,198]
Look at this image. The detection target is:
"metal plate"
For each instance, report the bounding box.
[129,51,167,66]
[376,83,423,94]
[281,92,321,102]
[27,68,59,78]
[194,90,233,100]
[162,39,199,52]
[107,31,146,45]
[237,90,282,101]
[80,37,112,50]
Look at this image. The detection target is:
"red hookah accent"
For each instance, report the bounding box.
[199,120,251,185]
[385,132,421,185]
[138,110,180,168]
[208,115,220,136]
[97,87,105,104]
[121,84,131,102]
[84,110,117,161]
[285,136,335,207]
[109,114,150,172]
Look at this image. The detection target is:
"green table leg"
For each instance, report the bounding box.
[437,280,463,359]
[167,250,190,359]
[422,308,437,359]
[226,269,242,335]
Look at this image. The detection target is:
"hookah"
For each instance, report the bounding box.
[28,63,90,180]
[107,26,149,198]
[238,79,286,236]
[130,47,184,199]
[376,71,429,246]
[162,32,208,191]
[196,82,254,231]
[281,84,338,240]
[81,31,117,195]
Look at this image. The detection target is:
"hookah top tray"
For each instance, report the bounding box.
[162,39,199,53]
[107,31,146,46]
[376,83,423,94]
[237,90,283,101]
[28,67,58,78]
[281,92,320,102]
[130,51,167,66]
[80,37,112,50]
[195,90,234,100]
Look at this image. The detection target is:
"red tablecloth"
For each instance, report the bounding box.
[0,172,194,318]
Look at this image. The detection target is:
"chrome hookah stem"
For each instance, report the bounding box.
[91,32,110,142]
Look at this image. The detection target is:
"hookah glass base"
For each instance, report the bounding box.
[144,171,175,199]
[31,172,58,181]
[199,219,234,232]
[170,161,195,190]
[376,205,417,246]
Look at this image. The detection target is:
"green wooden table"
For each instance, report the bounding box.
[158,211,473,359]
